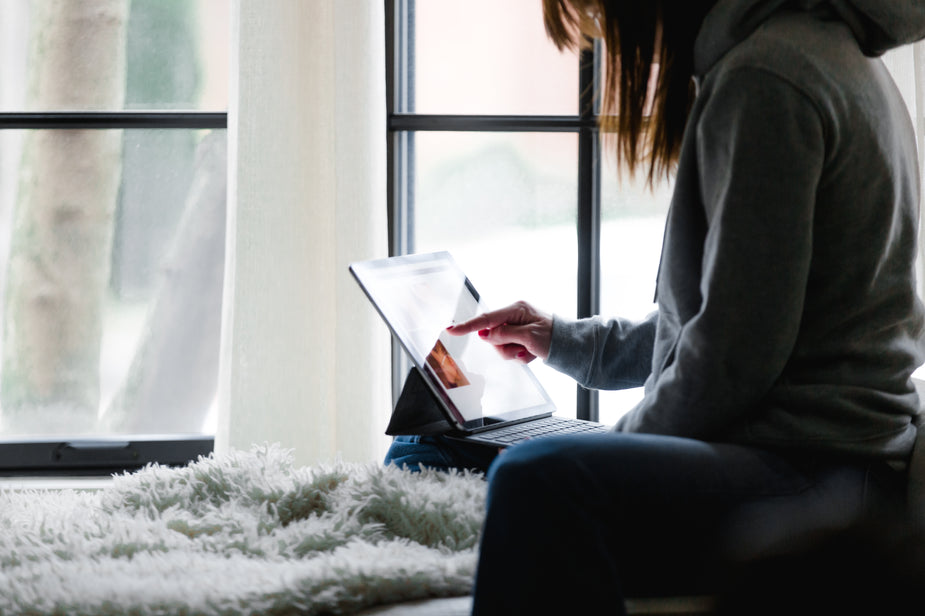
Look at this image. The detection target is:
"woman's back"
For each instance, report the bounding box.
[616,2,925,458]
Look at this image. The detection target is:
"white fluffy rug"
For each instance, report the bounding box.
[0,445,487,615]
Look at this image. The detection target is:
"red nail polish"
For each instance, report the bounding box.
[517,350,526,358]
[478,329,489,337]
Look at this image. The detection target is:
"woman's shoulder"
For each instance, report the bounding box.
[704,9,875,103]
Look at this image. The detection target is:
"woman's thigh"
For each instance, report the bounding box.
[471,432,879,614]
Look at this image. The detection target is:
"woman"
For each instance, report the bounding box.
[388,0,925,611]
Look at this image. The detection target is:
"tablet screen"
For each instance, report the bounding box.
[350,251,555,430]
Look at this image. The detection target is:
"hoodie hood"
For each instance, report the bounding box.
[694,0,925,75]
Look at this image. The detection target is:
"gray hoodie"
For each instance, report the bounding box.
[546,0,925,458]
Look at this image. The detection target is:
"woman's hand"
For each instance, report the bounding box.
[446,301,553,364]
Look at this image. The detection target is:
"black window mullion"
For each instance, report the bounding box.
[576,47,601,422]
[0,111,226,129]
[387,0,415,259]
[388,114,592,132]
[387,0,416,405]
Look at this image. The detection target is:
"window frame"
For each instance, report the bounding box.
[0,110,225,476]
[386,0,603,421]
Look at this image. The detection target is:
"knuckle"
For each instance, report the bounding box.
[513,301,530,322]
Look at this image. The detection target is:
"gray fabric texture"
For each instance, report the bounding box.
[545,0,925,458]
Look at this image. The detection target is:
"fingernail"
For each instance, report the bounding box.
[446,325,454,330]
[478,329,490,337]
[517,350,526,358]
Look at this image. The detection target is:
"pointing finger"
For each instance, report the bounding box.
[447,301,540,336]
[446,306,523,336]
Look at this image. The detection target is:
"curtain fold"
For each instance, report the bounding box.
[217,0,391,466]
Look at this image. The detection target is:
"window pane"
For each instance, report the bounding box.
[411,131,579,417]
[597,164,672,425]
[0,128,226,437]
[0,0,228,112]
[410,0,579,115]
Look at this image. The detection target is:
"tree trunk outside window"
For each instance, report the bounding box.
[1,0,128,433]
[102,132,226,434]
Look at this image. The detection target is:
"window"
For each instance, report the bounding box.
[0,0,228,474]
[387,0,671,422]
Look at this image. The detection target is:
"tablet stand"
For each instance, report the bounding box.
[386,367,456,436]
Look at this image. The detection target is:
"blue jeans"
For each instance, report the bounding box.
[384,434,499,473]
[385,432,905,614]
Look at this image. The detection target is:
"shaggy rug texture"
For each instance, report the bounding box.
[0,444,487,615]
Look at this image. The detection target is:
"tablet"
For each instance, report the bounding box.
[349,251,556,431]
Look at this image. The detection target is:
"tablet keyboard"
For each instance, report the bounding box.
[481,415,610,445]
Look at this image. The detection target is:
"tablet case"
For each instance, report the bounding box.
[386,367,456,436]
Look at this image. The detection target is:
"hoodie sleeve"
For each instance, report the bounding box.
[545,311,657,390]
[616,67,826,437]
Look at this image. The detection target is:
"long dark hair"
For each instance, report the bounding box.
[543,0,714,184]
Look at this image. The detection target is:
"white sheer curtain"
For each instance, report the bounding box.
[884,42,925,292]
[217,0,391,466]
